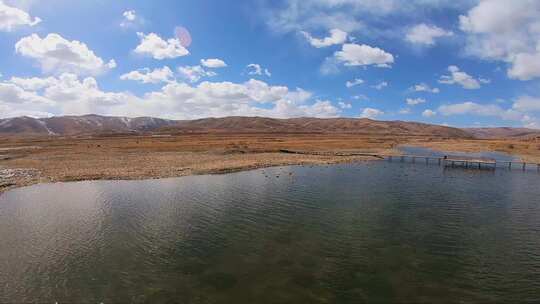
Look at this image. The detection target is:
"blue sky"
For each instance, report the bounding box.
[1,0,540,128]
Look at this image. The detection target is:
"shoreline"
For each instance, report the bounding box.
[1,153,379,195]
[2,134,539,195]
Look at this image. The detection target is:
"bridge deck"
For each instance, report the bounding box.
[383,154,539,171]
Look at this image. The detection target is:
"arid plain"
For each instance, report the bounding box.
[2,131,540,193]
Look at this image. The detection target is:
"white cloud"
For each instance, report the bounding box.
[246,64,271,77]
[200,58,227,68]
[371,81,388,90]
[0,74,341,119]
[123,10,136,21]
[9,76,56,90]
[120,10,143,28]
[177,65,217,83]
[134,32,189,60]
[0,1,41,31]
[438,101,529,122]
[352,94,369,101]
[399,108,411,114]
[338,101,352,109]
[405,23,453,46]
[15,33,116,75]
[0,73,131,118]
[263,0,473,34]
[512,96,540,112]
[406,98,426,106]
[0,82,51,105]
[422,109,437,117]
[360,107,384,119]
[411,83,440,93]
[460,0,540,80]
[120,66,174,84]
[345,78,364,88]
[438,65,487,89]
[507,52,540,81]
[334,43,394,67]
[301,28,347,48]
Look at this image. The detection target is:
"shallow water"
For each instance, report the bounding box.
[1,161,540,303]
[399,145,518,162]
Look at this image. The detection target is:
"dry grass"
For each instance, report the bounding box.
[408,138,540,163]
[1,133,539,193]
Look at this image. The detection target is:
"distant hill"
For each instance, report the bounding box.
[170,116,472,138]
[0,114,473,138]
[465,127,540,139]
[0,115,176,136]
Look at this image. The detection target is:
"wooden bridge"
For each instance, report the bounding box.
[278,149,540,171]
[383,154,540,171]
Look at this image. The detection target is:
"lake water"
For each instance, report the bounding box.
[1,160,540,303]
[399,146,518,162]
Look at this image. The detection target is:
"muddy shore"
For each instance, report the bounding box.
[1,133,539,194]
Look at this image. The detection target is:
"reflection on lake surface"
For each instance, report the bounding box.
[1,161,540,303]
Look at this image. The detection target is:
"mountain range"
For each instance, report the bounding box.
[1,114,538,139]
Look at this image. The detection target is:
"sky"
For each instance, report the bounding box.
[1,0,540,128]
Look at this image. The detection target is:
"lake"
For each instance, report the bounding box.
[1,159,540,303]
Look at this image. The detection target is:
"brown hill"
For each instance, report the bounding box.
[0,114,473,138]
[171,116,472,138]
[0,114,176,136]
[465,127,540,139]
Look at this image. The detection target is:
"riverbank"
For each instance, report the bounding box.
[1,133,538,194]
[0,133,396,194]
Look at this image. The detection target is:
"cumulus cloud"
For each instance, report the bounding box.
[512,96,540,112]
[0,73,132,118]
[406,98,426,106]
[9,76,56,90]
[338,101,352,109]
[263,0,473,34]
[438,101,529,122]
[177,65,217,83]
[405,23,453,46]
[0,74,340,119]
[301,28,347,48]
[371,81,388,90]
[0,1,41,31]
[460,0,540,80]
[422,109,436,117]
[120,66,174,84]
[352,94,369,101]
[410,83,440,93]
[200,58,227,68]
[334,43,394,67]
[438,65,489,89]
[360,107,384,119]
[345,78,364,88]
[15,33,116,75]
[123,10,136,21]
[399,108,411,114]
[246,64,271,77]
[134,32,189,60]
[120,10,143,28]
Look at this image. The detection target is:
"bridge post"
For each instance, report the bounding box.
[509,162,512,170]
[412,157,416,164]
[438,158,441,166]
[523,162,526,171]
